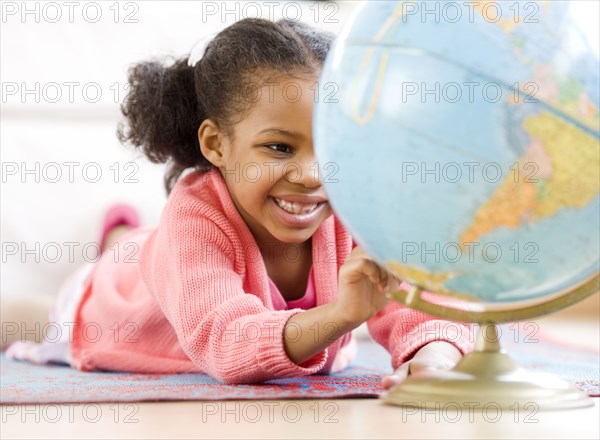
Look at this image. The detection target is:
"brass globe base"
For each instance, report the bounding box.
[381,323,594,410]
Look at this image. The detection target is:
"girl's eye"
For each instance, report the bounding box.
[265,144,293,154]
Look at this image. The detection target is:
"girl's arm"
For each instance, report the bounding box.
[366,300,474,370]
[284,246,392,365]
[283,302,356,365]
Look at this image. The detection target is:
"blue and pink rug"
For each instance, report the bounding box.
[1,329,598,404]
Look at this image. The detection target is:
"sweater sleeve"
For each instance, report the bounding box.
[366,299,474,370]
[139,210,328,384]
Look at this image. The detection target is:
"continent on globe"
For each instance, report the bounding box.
[384,261,490,305]
[386,261,461,296]
[460,110,600,245]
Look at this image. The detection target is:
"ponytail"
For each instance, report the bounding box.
[117,57,212,193]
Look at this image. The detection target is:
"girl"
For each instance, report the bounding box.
[5,18,471,387]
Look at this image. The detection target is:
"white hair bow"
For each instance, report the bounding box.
[187,32,218,67]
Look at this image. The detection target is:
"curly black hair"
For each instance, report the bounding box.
[117,18,335,194]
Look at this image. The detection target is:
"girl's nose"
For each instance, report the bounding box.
[286,157,323,189]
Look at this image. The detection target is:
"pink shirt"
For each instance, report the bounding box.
[69,169,473,383]
[269,267,316,311]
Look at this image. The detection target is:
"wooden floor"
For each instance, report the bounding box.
[2,294,598,440]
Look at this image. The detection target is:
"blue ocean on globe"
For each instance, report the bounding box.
[314,1,599,303]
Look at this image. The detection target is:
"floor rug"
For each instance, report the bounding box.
[1,328,598,404]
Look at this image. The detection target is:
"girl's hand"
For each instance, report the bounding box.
[284,246,401,366]
[334,246,400,327]
[382,341,463,389]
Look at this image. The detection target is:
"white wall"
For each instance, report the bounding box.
[1,1,358,300]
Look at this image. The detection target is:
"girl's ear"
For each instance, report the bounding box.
[198,119,225,168]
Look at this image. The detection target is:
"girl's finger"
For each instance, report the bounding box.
[395,362,411,380]
[360,258,383,282]
[381,362,411,389]
[381,374,402,390]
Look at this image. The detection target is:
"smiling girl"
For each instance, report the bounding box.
[5,18,471,387]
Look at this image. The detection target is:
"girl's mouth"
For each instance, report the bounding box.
[269,196,328,228]
[273,197,320,215]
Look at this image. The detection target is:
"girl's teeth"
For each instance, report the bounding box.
[274,198,318,215]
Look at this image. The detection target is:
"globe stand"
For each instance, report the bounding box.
[382,276,599,410]
[382,322,593,410]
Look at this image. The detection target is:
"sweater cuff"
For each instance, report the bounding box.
[391,320,474,370]
[256,310,328,377]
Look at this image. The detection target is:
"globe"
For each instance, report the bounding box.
[313,1,599,408]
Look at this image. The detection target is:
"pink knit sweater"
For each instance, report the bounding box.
[70,169,473,383]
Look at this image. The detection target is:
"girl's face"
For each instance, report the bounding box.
[210,76,333,246]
